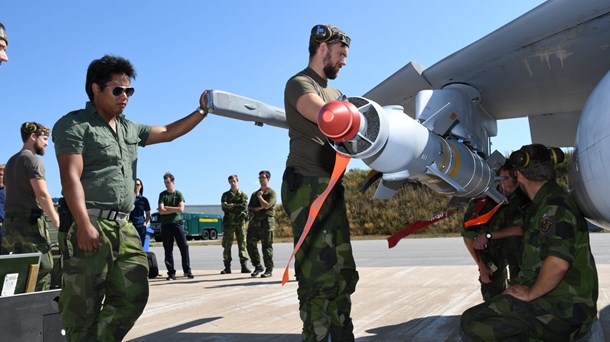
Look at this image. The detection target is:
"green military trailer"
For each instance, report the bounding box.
[151,212,223,242]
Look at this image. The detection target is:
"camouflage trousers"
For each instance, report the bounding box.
[478,248,508,301]
[222,222,249,266]
[461,293,591,341]
[58,215,149,342]
[246,217,274,270]
[282,171,359,342]
[1,210,53,291]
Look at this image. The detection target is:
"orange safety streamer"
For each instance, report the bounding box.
[387,211,454,248]
[463,200,505,228]
[281,152,351,286]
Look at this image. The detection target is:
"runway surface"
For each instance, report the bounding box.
[125,234,610,341]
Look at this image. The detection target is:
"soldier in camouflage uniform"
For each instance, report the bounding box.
[461,144,598,341]
[461,162,530,300]
[52,55,210,341]
[247,170,276,278]
[2,122,60,291]
[220,174,250,274]
[282,24,359,341]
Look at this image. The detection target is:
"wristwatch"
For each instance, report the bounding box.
[485,231,493,240]
[196,106,208,117]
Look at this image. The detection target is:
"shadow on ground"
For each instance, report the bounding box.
[128,317,301,342]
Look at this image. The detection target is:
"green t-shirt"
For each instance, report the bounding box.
[284,67,342,177]
[158,190,185,224]
[248,187,277,220]
[52,102,151,212]
[4,149,45,211]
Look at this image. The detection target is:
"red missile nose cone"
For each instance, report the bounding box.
[318,100,361,142]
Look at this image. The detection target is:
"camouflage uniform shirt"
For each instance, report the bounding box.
[221,189,248,225]
[519,180,598,327]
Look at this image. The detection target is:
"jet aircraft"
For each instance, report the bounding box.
[203,0,610,229]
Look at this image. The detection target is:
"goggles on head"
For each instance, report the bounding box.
[509,145,564,169]
[311,24,351,47]
[21,122,50,137]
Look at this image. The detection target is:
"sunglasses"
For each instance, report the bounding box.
[111,86,135,97]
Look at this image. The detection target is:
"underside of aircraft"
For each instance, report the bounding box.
[205,0,610,229]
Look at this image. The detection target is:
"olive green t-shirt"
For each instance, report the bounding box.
[4,149,45,211]
[158,190,185,224]
[52,101,151,212]
[248,187,277,220]
[284,67,342,177]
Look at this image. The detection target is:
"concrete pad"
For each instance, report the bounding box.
[125,265,610,341]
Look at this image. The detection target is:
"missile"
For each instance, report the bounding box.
[317,96,506,203]
[204,90,288,129]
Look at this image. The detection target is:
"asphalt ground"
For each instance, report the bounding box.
[124,234,610,341]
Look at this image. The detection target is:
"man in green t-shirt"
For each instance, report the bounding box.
[158,172,193,280]
[2,122,60,291]
[281,24,358,341]
[462,144,598,341]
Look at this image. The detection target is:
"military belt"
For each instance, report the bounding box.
[87,208,130,223]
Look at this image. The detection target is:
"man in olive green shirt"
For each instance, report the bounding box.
[281,24,358,341]
[53,55,211,341]
[3,122,60,291]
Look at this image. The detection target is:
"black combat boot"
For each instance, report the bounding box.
[220,264,231,274]
[251,266,264,277]
[241,263,252,273]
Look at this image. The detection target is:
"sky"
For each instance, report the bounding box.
[0,0,544,205]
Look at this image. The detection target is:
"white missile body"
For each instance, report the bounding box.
[317,93,505,203]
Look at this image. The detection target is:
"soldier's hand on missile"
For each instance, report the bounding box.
[199,89,211,113]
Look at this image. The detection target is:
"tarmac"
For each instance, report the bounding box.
[124,237,610,341]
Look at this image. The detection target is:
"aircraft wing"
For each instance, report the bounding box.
[205,0,610,228]
[363,0,610,147]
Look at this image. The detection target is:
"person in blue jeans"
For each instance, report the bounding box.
[129,178,151,246]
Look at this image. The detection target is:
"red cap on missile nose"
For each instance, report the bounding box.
[318,100,361,142]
